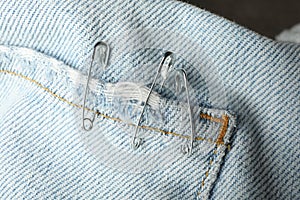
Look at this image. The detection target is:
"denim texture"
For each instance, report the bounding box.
[0,0,299,199]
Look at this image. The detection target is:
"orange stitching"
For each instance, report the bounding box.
[0,69,232,197]
[205,171,209,177]
[227,144,231,151]
[0,69,226,145]
[200,113,223,123]
[200,113,230,146]
[216,115,229,145]
[198,114,230,196]
[200,157,214,192]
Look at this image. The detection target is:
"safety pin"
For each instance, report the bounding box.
[131,51,175,149]
[175,69,195,155]
[82,41,110,131]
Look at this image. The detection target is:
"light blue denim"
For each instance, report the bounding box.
[0,0,299,199]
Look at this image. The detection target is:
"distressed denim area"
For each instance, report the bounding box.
[0,0,300,199]
[0,45,235,199]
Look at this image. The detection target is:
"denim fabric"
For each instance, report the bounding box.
[0,0,299,199]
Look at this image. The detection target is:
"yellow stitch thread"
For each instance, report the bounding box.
[0,69,223,144]
[2,69,233,198]
[216,115,229,146]
[227,145,231,151]
[200,113,223,123]
[199,114,230,194]
[205,171,209,177]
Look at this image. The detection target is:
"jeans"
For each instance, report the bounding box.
[0,0,299,199]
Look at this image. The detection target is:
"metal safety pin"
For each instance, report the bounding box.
[131,51,175,149]
[82,41,110,131]
[175,69,195,155]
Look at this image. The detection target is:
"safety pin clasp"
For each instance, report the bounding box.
[82,41,110,131]
[131,51,175,149]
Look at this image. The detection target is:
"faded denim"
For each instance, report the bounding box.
[0,0,299,199]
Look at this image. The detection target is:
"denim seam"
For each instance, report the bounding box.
[1,67,234,198]
[0,69,230,147]
[0,45,231,142]
[1,68,233,198]
[197,114,229,198]
[0,45,236,199]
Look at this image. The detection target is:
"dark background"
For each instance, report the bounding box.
[180,0,300,38]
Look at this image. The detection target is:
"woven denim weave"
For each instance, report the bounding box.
[0,0,299,199]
